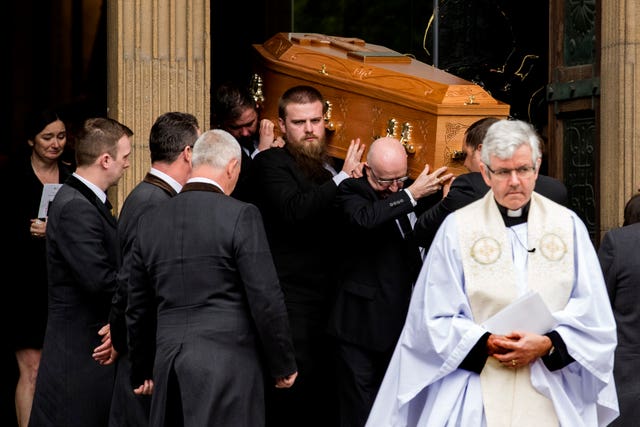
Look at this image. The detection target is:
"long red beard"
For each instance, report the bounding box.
[289,135,325,158]
[286,138,332,182]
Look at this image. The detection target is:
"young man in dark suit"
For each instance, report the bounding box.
[212,82,284,201]
[413,117,568,250]
[126,129,297,426]
[249,85,364,426]
[106,112,199,426]
[30,117,132,427]
[327,136,451,426]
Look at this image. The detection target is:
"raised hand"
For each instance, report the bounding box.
[406,165,453,199]
[341,138,365,176]
[258,119,285,151]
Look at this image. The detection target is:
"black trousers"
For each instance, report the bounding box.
[335,340,394,427]
[265,304,338,427]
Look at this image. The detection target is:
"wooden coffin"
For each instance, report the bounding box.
[251,33,511,178]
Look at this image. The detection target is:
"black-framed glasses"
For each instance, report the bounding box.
[485,164,536,180]
[367,166,409,186]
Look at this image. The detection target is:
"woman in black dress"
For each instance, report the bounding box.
[5,108,74,426]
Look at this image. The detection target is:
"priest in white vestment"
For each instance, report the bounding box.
[365,119,619,427]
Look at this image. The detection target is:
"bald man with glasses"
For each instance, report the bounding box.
[327,136,451,426]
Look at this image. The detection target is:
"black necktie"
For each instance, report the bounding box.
[398,214,413,239]
[105,198,113,211]
[398,214,423,265]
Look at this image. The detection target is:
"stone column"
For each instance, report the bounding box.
[600,0,640,234]
[105,0,210,212]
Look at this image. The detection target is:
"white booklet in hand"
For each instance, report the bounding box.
[482,290,556,335]
[38,183,63,218]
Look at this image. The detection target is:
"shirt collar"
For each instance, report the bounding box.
[149,167,183,193]
[72,172,107,204]
[496,199,531,227]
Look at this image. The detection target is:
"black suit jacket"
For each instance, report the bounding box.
[108,173,175,426]
[249,148,348,426]
[598,222,640,426]
[413,172,569,249]
[127,182,296,426]
[249,147,345,305]
[327,177,439,352]
[31,175,118,427]
[110,173,176,353]
[230,148,254,202]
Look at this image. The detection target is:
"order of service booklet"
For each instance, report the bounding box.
[482,290,556,335]
[38,183,63,219]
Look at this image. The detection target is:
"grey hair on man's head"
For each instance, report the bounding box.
[480,119,542,166]
[191,129,241,169]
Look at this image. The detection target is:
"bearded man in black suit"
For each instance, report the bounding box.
[249,85,364,426]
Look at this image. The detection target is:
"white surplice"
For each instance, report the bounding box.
[365,192,619,427]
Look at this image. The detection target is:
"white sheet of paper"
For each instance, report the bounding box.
[38,183,63,218]
[482,290,556,335]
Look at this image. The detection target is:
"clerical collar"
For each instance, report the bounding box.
[496,200,531,227]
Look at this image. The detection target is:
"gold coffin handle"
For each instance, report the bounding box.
[400,122,415,154]
[324,100,342,132]
[249,73,265,107]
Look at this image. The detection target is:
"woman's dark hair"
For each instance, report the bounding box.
[25,108,64,142]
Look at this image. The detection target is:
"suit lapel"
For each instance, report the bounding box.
[143,173,178,196]
[65,175,117,226]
